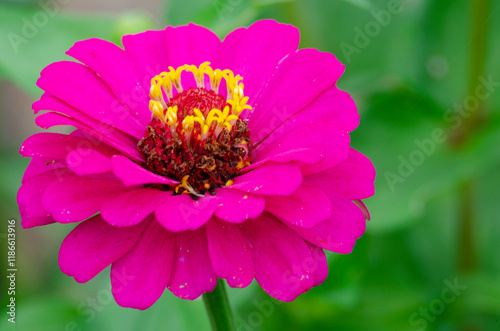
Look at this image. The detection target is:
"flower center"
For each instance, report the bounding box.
[138,62,253,198]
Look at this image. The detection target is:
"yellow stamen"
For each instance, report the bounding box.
[202,125,209,135]
[222,70,243,100]
[148,63,252,136]
[222,105,230,118]
[225,179,234,186]
[149,100,164,122]
[159,73,174,99]
[150,76,163,101]
[165,106,178,126]
[234,83,244,99]
[206,108,223,122]
[237,160,250,170]
[174,176,189,194]
[193,108,205,119]
[165,65,186,92]
[174,175,204,197]
[193,117,205,127]
[186,62,210,88]
[227,87,252,115]
[225,114,239,122]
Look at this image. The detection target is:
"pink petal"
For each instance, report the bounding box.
[213,20,299,104]
[163,23,220,68]
[122,29,169,89]
[298,131,351,176]
[308,243,328,286]
[21,157,66,183]
[20,215,54,229]
[123,24,220,90]
[248,126,325,169]
[301,86,360,133]
[18,168,72,228]
[257,86,359,148]
[206,218,254,288]
[265,185,332,228]
[287,197,366,254]
[228,162,302,196]
[248,49,345,143]
[101,188,171,227]
[42,176,130,223]
[155,194,217,232]
[17,157,66,229]
[59,214,146,283]
[69,128,103,141]
[66,149,112,176]
[111,155,179,186]
[67,38,151,126]
[32,92,137,154]
[240,214,314,301]
[33,92,136,141]
[304,148,376,200]
[111,218,175,309]
[35,111,142,161]
[36,61,145,139]
[20,132,119,160]
[249,124,349,171]
[214,188,265,223]
[167,227,217,300]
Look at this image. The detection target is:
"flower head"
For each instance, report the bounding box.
[18,20,375,309]
[139,62,252,196]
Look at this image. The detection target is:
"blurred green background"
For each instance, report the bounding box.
[1,0,499,330]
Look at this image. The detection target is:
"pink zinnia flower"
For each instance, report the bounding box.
[18,20,375,309]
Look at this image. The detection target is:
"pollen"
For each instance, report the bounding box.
[138,62,253,197]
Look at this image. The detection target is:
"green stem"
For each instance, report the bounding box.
[203,279,237,331]
[455,0,492,144]
[458,181,475,271]
[456,0,491,274]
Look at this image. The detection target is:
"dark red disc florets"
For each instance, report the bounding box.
[137,87,252,197]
